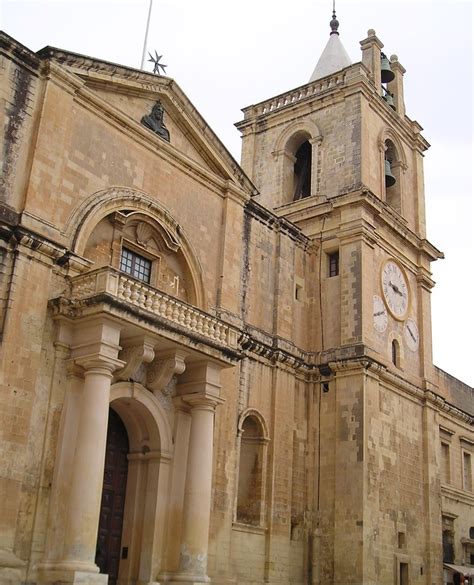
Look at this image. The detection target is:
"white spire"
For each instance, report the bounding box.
[309,9,352,82]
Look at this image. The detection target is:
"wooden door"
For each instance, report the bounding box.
[95,408,129,585]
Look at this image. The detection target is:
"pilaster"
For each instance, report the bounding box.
[387,55,406,118]
[169,361,225,585]
[360,29,383,93]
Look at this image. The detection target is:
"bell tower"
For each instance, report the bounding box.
[236,14,442,385]
[236,13,444,584]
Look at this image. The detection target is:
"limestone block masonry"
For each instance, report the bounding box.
[0,26,472,585]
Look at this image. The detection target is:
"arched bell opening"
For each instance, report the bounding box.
[384,139,403,214]
[101,382,173,585]
[273,125,323,206]
[293,140,312,201]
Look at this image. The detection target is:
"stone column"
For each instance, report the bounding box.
[40,319,123,585]
[171,395,222,584]
[61,355,123,573]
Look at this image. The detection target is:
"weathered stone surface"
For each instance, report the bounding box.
[0,27,471,585]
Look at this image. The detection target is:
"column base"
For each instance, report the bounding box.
[38,568,108,585]
[168,582,210,585]
[167,574,210,585]
[0,549,27,584]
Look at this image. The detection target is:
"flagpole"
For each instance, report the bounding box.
[140,0,153,69]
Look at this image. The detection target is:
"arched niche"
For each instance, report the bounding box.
[66,187,206,309]
[379,129,408,215]
[235,409,269,526]
[272,120,323,207]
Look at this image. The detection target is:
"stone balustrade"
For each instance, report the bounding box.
[70,267,238,348]
[242,70,347,119]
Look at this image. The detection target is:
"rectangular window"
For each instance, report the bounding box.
[441,442,450,484]
[120,248,151,283]
[328,251,339,277]
[463,451,472,491]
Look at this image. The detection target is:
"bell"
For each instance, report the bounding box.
[381,54,395,83]
[383,92,396,110]
[385,159,396,187]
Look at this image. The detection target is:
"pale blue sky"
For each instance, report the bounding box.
[2,0,473,385]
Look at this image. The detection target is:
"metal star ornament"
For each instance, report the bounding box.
[148,50,167,75]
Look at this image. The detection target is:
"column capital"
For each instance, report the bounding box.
[75,354,125,376]
[182,393,225,411]
[271,148,296,163]
[309,135,323,146]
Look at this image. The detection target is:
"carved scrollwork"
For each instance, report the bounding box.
[147,350,187,395]
[116,337,156,382]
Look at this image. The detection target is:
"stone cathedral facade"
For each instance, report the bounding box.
[0,19,473,585]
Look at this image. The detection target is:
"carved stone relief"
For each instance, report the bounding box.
[140,100,170,142]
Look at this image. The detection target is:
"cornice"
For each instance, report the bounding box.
[0,223,87,271]
[441,484,474,506]
[273,187,440,264]
[425,391,474,425]
[0,31,42,74]
[245,200,310,247]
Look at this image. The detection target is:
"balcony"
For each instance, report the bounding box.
[64,266,239,353]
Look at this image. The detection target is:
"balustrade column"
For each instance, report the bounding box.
[171,394,223,584]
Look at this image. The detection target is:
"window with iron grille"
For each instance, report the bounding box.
[120,248,151,283]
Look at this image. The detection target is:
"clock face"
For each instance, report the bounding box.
[404,318,419,352]
[373,295,388,333]
[381,260,409,320]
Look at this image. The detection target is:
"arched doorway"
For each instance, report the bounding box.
[96,408,130,585]
[104,382,174,584]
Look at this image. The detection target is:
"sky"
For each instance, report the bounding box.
[2,0,473,386]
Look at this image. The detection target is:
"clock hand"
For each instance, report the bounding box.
[374,311,385,317]
[407,325,416,342]
[389,281,403,296]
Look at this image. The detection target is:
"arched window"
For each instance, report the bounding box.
[236,414,267,526]
[293,140,312,201]
[384,139,402,213]
[392,339,400,367]
[469,526,474,539]
[83,210,194,303]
